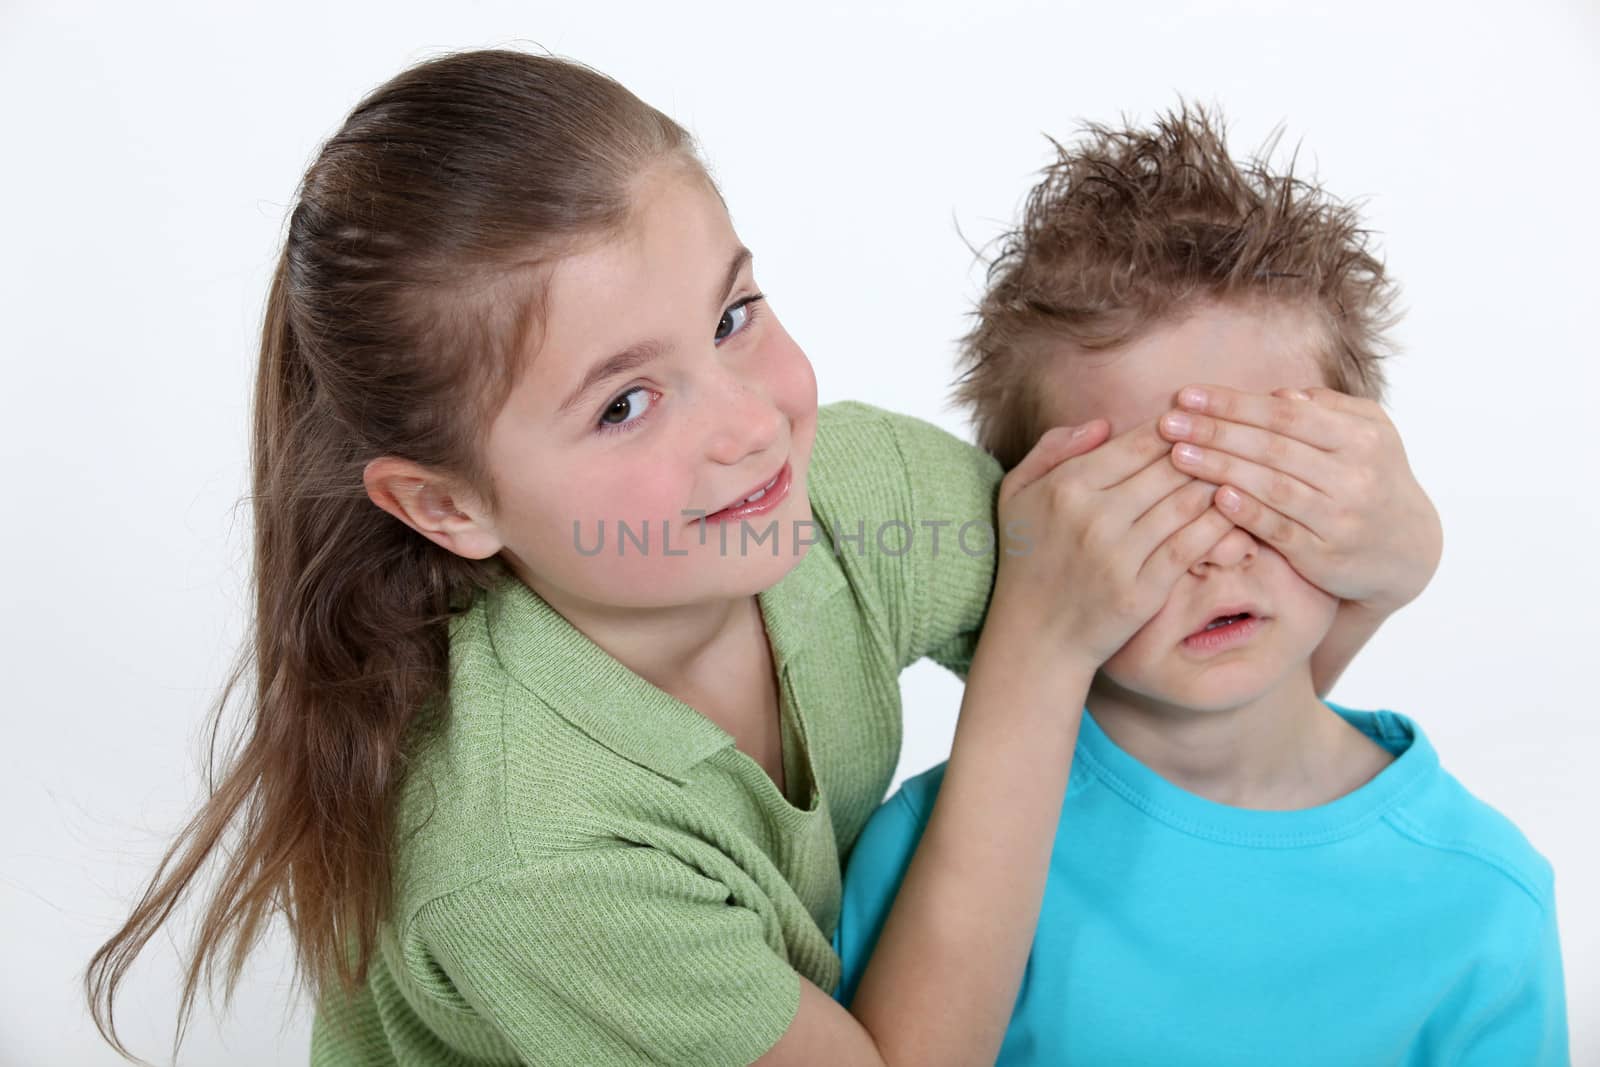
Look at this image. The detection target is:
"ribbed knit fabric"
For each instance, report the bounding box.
[307,400,1004,1065]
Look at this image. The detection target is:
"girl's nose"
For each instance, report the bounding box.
[1189,524,1258,576]
[702,374,781,466]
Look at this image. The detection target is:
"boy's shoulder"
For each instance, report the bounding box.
[889,760,950,823]
[876,712,1555,907]
[1311,703,1555,939]
[1377,720,1556,912]
[842,762,948,869]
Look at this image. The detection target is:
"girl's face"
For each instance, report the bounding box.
[478,159,819,613]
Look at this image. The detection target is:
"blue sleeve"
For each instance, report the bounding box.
[1455,893,1570,1065]
[831,779,935,1009]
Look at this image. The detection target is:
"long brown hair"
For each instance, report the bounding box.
[83,47,700,1064]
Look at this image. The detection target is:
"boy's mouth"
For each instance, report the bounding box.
[1183,601,1266,640]
[1180,603,1269,655]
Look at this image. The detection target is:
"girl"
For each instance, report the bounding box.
[84,49,1437,1066]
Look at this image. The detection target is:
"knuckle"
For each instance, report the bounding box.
[1266,398,1299,437]
[1081,512,1115,551]
[1333,507,1363,546]
[1109,583,1142,621]
[1350,465,1378,498]
[1265,471,1297,509]
[1354,396,1387,421]
[1263,430,1290,465]
[1265,512,1294,548]
[1046,475,1081,514]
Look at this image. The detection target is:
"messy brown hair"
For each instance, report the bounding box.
[953,102,1402,470]
[83,48,701,1064]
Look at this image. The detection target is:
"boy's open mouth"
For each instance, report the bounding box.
[1183,602,1265,641]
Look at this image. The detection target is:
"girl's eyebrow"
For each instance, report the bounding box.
[555,246,753,417]
[557,338,666,416]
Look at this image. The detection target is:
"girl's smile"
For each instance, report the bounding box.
[478,157,820,615]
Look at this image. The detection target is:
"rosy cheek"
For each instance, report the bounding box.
[763,329,817,413]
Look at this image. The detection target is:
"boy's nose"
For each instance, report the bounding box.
[1189,524,1258,576]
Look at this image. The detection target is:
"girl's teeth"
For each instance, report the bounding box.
[739,474,779,506]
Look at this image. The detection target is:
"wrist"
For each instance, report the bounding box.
[975,600,1103,685]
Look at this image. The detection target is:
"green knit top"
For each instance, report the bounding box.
[308,400,1004,1065]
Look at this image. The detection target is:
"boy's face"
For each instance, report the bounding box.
[1037,301,1339,713]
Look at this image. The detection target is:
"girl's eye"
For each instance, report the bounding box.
[597,386,656,433]
[714,294,765,344]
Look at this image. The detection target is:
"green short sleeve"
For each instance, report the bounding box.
[418,848,802,1066]
[809,402,1003,678]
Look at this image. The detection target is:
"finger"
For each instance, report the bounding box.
[1096,452,1203,534]
[1120,479,1221,568]
[1280,385,1388,423]
[1076,416,1184,491]
[1136,505,1237,589]
[1017,415,1176,501]
[1161,409,1342,494]
[1169,443,1334,529]
[1171,383,1353,452]
[1003,419,1111,496]
[1211,484,1326,561]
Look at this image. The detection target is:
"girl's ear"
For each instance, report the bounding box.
[362,456,503,561]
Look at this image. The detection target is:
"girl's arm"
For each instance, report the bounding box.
[1310,599,1389,697]
[758,416,1239,1067]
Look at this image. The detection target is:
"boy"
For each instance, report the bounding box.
[831,106,1569,1064]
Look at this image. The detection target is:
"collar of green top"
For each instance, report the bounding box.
[478,543,849,784]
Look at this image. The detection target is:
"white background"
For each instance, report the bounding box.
[3,1,1596,1063]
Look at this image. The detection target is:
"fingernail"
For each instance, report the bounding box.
[1175,443,1203,464]
[1162,412,1191,436]
[1285,389,1311,401]
[1217,487,1242,512]
[1179,387,1207,410]
[1070,424,1090,439]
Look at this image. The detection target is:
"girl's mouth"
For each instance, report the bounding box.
[699,462,791,524]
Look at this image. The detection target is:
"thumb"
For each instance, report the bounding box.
[1004,418,1109,496]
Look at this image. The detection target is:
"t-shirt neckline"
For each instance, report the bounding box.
[1071,701,1438,848]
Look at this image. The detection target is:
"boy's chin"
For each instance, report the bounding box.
[1092,661,1290,716]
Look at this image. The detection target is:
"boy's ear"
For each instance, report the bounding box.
[362,456,503,561]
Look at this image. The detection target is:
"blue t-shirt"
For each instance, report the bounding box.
[833,702,1569,1065]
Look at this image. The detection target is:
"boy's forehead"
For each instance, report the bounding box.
[1036,302,1330,435]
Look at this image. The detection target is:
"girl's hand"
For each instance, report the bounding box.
[994,417,1237,674]
[1158,384,1443,617]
